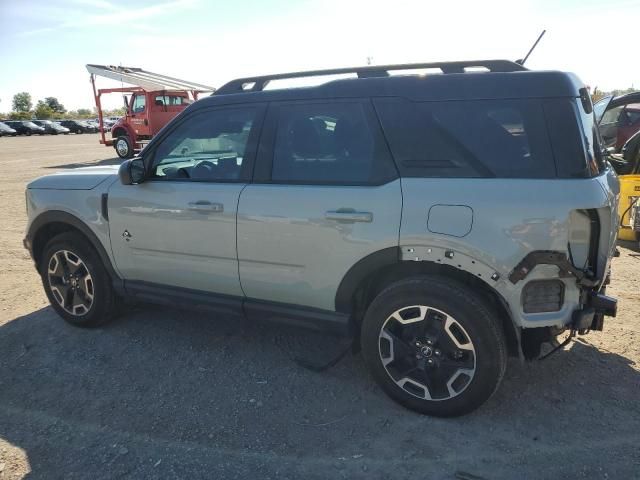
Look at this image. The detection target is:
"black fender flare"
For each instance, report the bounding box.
[334,247,399,314]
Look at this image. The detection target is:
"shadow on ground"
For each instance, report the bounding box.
[45,157,123,169]
[0,306,638,479]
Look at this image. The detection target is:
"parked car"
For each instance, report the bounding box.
[24,60,619,417]
[0,121,17,136]
[594,91,640,153]
[33,120,70,135]
[3,120,46,135]
[55,120,98,134]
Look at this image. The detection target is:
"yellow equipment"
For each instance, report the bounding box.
[618,174,640,241]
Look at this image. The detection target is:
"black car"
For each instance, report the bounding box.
[56,120,98,134]
[0,121,17,137]
[33,120,70,135]
[2,120,46,135]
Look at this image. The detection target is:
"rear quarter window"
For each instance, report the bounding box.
[374,98,556,178]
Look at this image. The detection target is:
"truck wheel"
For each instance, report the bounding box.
[40,232,118,328]
[360,276,507,417]
[114,136,134,159]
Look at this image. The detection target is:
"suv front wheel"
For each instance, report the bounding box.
[40,232,119,327]
[361,276,507,417]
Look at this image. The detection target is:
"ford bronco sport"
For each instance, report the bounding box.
[24,60,619,416]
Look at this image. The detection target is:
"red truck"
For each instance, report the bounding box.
[87,64,214,158]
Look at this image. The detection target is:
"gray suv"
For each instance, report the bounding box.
[24,60,619,416]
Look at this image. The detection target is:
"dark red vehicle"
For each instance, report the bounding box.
[87,64,214,158]
[594,91,640,153]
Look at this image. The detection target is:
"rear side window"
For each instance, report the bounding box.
[374,98,556,178]
[271,102,396,184]
[155,95,189,106]
[543,99,598,177]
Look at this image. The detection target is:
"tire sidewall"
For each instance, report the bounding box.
[361,276,507,417]
[115,136,132,159]
[40,233,114,327]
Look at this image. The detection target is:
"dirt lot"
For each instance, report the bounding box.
[0,134,639,479]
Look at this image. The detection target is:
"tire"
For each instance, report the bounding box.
[360,276,507,417]
[25,131,31,136]
[76,129,83,134]
[40,232,118,327]
[114,135,134,159]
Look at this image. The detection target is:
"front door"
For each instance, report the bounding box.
[108,103,265,297]
[127,93,152,137]
[237,100,402,312]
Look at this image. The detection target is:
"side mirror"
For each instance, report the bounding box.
[118,158,146,185]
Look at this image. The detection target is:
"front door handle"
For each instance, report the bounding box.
[187,201,224,213]
[325,209,373,223]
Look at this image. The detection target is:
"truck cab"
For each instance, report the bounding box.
[87,64,213,159]
[111,90,193,158]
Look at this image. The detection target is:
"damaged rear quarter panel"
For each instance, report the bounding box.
[400,173,615,328]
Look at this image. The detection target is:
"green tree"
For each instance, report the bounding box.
[76,108,92,117]
[103,107,126,117]
[8,111,32,120]
[12,92,32,112]
[34,101,54,119]
[44,97,66,114]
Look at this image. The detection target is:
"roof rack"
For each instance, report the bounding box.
[86,64,214,92]
[215,59,526,95]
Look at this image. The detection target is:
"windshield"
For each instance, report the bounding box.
[24,122,39,128]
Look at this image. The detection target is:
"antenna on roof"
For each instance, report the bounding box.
[516,30,546,65]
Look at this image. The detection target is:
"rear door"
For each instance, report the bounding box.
[236,99,402,313]
[149,94,189,135]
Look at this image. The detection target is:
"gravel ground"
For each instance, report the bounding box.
[0,134,639,479]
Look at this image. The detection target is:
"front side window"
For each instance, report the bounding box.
[150,107,257,182]
[132,95,146,113]
[271,102,395,184]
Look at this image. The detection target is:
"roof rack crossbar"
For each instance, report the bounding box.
[215,59,526,95]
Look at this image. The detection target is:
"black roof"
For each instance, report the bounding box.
[195,60,584,109]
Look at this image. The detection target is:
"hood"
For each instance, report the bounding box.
[28,165,119,190]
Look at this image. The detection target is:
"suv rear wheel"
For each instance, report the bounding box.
[361,276,507,417]
[40,232,118,327]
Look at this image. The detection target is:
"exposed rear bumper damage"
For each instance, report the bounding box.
[573,291,617,332]
[509,250,617,333]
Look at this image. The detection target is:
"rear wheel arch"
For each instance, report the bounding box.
[337,250,520,357]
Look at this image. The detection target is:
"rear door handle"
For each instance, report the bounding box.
[187,201,224,213]
[325,209,373,223]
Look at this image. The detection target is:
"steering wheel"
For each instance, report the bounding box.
[190,161,216,179]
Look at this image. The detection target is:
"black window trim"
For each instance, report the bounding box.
[253,98,399,187]
[141,103,267,185]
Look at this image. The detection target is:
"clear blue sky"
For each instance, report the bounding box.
[1,0,638,112]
